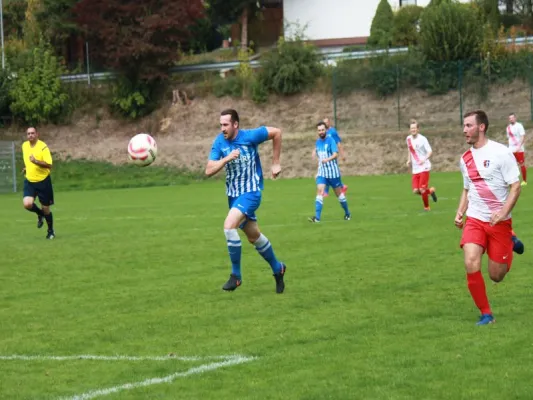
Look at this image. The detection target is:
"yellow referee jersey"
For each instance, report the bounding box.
[22,140,52,182]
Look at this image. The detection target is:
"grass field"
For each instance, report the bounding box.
[2,171,533,399]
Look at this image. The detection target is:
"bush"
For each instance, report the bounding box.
[111,76,164,119]
[9,42,69,124]
[212,76,243,98]
[419,1,484,62]
[259,36,323,95]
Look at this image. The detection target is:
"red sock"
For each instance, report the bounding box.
[521,166,527,182]
[421,190,429,208]
[467,271,491,315]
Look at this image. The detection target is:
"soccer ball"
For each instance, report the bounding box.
[128,133,157,166]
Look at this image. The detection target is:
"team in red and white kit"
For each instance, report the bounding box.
[406,120,437,210]
[506,112,527,186]
[455,110,523,325]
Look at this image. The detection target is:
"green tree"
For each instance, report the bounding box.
[475,0,501,31]
[10,41,69,124]
[392,5,423,46]
[419,1,484,61]
[207,0,259,49]
[37,0,80,51]
[368,0,394,48]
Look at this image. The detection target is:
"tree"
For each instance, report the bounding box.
[74,0,204,81]
[392,5,423,46]
[419,1,484,62]
[37,0,80,49]
[4,0,27,40]
[207,0,259,49]
[475,0,501,32]
[368,0,394,48]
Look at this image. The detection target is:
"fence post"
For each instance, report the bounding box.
[332,66,338,128]
[11,141,16,193]
[396,64,400,131]
[527,54,533,121]
[458,61,463,126]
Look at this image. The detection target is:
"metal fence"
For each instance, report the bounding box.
[331,54,533,132]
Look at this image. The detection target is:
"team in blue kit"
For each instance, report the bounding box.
[309,121,351,223]
[205,109,286,293]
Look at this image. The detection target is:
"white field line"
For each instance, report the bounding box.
[0,354,240,362]
[0,354,256,400]
[61,356,255,400]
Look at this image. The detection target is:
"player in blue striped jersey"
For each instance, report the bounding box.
[322,117,348,197]
[206,109,286,293]
[309,121,351,222]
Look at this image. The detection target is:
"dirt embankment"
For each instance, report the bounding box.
[5,81,530,178]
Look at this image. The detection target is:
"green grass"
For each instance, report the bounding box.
[13,158,208,192]
[1,172,533,399]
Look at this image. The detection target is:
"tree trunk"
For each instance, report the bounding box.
[506,0,513,14]
[240,7,248,50]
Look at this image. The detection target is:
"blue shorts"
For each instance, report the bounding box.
[23,176,54,206]
[316,176,343,189]
[228,191,262,225]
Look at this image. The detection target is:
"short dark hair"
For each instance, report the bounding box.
[221,109,239,124]
[409,119,419,128]
[317,121,327,129]
[509,112,516,117]
[464,110,489,132]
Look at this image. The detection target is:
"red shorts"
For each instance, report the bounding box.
[460,217,513,266]
[513,152,525,164]
[412,171,429,190]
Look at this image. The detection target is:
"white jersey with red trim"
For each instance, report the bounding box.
[460,140,520,222]
[406,134,432,174]
[507,122,526,153]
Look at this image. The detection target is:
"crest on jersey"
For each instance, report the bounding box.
[483,160,490,168]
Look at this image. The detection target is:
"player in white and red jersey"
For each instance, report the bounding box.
[507,113,527,186]
[454,110,522,326]
[406,120,437,211]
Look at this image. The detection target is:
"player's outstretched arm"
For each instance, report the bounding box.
[455,188,469,228]
[266,127,282,178]
[205,150,240,177]
[337,143,346,161]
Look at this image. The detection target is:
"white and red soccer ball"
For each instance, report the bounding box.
[128,133,157,166]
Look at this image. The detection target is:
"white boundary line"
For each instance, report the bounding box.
[0,354,242,362]
[0,354,256,400]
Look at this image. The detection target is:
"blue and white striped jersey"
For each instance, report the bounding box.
[209,126,269,197]
[316,136,341,178]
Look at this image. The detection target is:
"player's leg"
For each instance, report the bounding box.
[487,220,514,279]
[419,172,431,211]
[332,178,350,220]
[515,152,527,185]
[37,177,55,239]
[221,200,246,291]
[461,218,493,325]
[242,220,286,293]
[411,174,422,204]
[427,172,437,203]
[22,179,44,228]
[309,178,326,222]
[511,229,525,254]
[323,183,330,197]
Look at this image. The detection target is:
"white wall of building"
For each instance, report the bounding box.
[284,0,472,40]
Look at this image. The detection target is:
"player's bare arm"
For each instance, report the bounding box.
[266,127,282,178]
[338,143,346,161]
[490,181,521,226]
[322,152,338,163]
[311,148,317,159]
[205,150,240,177]
[29,155,52,169]
[455,188,469,228]
[406,149,411,166]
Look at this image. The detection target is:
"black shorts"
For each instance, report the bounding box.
[23,176,54,206]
